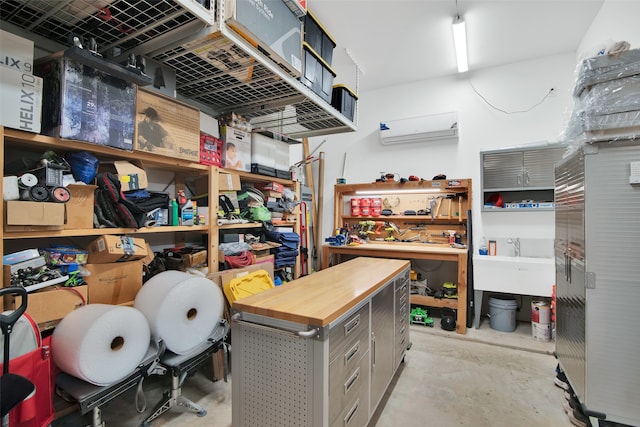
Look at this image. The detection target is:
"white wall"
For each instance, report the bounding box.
[577,0,640,61]
[309,52,577,257]
[307,0,639,267]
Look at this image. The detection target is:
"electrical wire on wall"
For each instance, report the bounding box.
[467,79,555,114]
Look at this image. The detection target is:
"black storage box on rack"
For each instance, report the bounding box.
[331,84,358,122]
[303,10,336,67]
[300,42,336,103]
[35,51,137,151]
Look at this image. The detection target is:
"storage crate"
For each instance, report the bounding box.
[303,10,336,66]
[300,42,336,103]
[331,84,358,122]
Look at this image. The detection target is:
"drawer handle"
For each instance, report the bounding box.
[297,328,319,338]
[345,341,360,364]
[344,314,360,336]
[344,399,359,426]
[344,367,360,394]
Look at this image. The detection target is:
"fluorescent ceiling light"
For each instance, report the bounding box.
[355,189,442,195]
[452,15,468,73]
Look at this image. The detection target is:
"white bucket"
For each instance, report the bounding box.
[532,322,551,342]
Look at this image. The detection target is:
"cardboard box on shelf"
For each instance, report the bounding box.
[99,160,148,191]
[0,67,42,133]
[35,53,136,149]
[221,126,251,172]
[2,269,87,328]
[64,184,97,229]
[5,201,64,226]
[87,235,148,263]
[134,88,200,162]
[219,173,242,191]
[84,261,143,305]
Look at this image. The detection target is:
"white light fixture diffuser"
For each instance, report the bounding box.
[452,15,468,73]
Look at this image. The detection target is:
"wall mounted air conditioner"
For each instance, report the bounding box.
[379,111,459,145]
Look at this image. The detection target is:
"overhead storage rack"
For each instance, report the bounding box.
[0,0,357,138]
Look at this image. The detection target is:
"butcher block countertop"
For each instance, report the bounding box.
[232,257,410,326]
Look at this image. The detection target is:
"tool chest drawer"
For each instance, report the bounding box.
[329,302,369,363]
[329,352,369,427]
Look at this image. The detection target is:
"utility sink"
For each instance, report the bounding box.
[473,255,555,296]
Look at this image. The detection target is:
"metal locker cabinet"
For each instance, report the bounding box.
[555,141,640,426]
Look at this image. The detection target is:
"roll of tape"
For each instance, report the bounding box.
[18,173,38,188]
[134,271,224,355]
[25,185,49,202]
[50,186,71,203]
[51,304,151,386]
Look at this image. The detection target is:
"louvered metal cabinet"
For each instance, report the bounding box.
[554,141,640,426]
[483,145,566,190]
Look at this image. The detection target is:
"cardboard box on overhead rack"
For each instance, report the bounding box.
[134,88,200,161]
[84,261,143,305]
[225,0,303,77]
[35,53,136,149]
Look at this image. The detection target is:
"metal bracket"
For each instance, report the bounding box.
[586,271,596,289]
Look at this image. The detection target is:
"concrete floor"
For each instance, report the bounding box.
[52,321,572,427]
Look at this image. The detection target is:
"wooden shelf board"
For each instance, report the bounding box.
[3,225,208,239]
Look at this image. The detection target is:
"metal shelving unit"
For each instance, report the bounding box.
[0,0,357,138]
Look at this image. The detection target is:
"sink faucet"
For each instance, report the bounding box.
[508,237,521,257]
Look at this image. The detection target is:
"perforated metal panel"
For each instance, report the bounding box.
[234,321,315,427]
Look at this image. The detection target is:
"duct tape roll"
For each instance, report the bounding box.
[134,270,224,355]
[22,185,49,201]
[18,173,38,189]
[50,186,71,203]
[51,304,151,386]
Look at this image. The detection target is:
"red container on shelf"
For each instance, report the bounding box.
[361,206,371,216]
[351,206,361,216]
[371,207,381,217]
[351,197,361,207]
[360,198,371,207]
[371,197,382,207]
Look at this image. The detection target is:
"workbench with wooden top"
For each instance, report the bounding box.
[231,257,411,427]
[322,241,468,334]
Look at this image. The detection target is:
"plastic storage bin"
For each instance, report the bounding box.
[331,84,358,121]
[303,10,336,66]
[300,42,336,103]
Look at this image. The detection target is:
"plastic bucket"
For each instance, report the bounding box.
[488,295,518,332]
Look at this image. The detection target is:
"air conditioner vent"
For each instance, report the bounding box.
[379,112,459,145]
